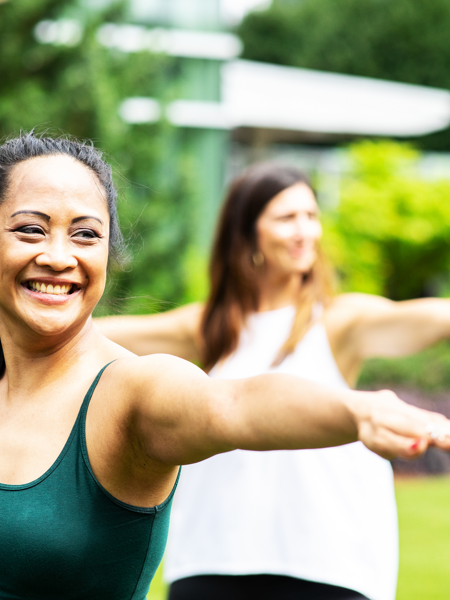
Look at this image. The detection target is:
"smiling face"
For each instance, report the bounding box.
[0,155,110,341]
[255,182,322,279]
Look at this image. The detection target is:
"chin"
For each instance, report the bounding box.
[21,308,88,338]
[28,321,77,338]
[292,260,315,275]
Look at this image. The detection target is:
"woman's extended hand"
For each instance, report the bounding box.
[349,389,450,460]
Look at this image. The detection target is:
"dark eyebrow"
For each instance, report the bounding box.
[11,210,50,221]
[71,216,104,225]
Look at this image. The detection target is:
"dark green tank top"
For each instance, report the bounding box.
[0,364,180,600]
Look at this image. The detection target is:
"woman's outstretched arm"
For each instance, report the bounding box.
[94,303,203,361]
[114,354,450,467]
[325,294,450,385]
[328,293,450,358]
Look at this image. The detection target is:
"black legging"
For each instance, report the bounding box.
[168,574,370,600]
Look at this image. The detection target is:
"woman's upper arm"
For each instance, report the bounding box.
[95,303,204,361]
[118,355,233,466]
[326,293,450,364]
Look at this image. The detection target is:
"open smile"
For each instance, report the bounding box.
[25,280,79,296]
[21,279,82,304]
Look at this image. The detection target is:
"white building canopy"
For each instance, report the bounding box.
[120,59,450,138]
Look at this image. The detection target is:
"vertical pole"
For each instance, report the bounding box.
[169,0,227,251]
[132,0,229,267]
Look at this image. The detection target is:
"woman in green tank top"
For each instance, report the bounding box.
[0,132,448,600]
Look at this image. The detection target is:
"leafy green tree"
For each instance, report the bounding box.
[0,0,197,314]
[238,0,450,149]
[323,140,450,300]
[239,0,450,87]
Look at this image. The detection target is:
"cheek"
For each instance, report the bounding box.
[307,221,322,242]
[0,242,32,280]
[258,225,291,251]
[85,253,108,288]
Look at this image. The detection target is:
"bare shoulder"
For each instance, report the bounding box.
[100,352,207,414]
[322,293,393,345]
[325,293,392,324]
[328,293,392,311]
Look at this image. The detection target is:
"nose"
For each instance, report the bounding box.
[35,235,78,271]
[293,214,311,238]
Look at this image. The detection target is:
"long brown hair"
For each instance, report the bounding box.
[201,163,333,372]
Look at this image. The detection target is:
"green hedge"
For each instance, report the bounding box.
[358,342,450,393]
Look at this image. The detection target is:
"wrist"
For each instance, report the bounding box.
[342,389,372,442]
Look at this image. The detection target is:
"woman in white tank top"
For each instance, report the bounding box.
[97,163,450,600]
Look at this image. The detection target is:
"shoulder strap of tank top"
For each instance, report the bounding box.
[79,360,116,418]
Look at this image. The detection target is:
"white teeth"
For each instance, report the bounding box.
[28,281,73,295]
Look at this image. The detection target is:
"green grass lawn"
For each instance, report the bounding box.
[396,476,450,600]
[147,563,167,600]
[148,476,450,600]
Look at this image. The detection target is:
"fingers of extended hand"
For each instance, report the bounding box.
[360,425,428,460]
[359,421,429,460]
[365,392,450,457]
[400,405,450,450]
[423,415,450,450]
[359,391,450,458]
[369,394,428,437]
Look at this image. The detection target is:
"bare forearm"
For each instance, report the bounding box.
[95,304,203,360]
[221,374,358,451]
[96,314,173,354]
[201,374,450,463]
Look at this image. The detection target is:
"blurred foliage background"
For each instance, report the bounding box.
[238,0,450,149]
[3,0,450,395]
[0,0,199,315]
[324,141,450,300]
[320,140,450,393]
[3,1,450,596]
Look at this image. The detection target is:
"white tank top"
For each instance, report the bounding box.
[164,306,398,600]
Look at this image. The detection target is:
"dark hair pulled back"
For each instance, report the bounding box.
[0,131,123,262]
[0,130,124,377]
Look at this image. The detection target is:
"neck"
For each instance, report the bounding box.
[257,270,302,312]
[0,317,100,396]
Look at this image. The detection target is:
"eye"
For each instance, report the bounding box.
[277,213,295,221]
[15,225,45,235]
[72,229,100,240]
